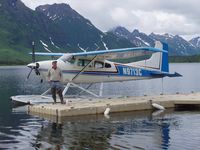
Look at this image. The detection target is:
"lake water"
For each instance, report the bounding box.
[0,63,200,149]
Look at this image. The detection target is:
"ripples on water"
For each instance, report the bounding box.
[1,109,200,150]
[0,64,200,149]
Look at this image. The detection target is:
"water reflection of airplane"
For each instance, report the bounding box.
[27,41,181,98]
[34,109,178,150]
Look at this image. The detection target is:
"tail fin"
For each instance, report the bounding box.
[152,42,182,77]
[154,41,169,73]
[130,41,169,72]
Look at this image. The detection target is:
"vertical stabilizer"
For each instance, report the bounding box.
[155,41,169,73]
[128,41,169,73]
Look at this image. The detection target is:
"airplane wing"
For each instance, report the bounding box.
[31,47,167,61]
[29,52,65,56]
[71,47,166,58]
[70,47,167,64]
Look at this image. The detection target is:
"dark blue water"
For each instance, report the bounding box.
[0,64,200,149]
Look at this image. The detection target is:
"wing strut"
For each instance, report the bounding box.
[38,56,100,102]
[71,55,97,81]
[62,55,100,99]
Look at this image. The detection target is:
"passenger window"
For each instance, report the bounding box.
[77,59,85,66]
[105,63,111,68]
[95,61,103,68]
[77,59,92,67]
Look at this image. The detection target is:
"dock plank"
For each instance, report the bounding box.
[24,92,200,117]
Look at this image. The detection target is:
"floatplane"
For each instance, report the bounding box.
[12,41,181,104]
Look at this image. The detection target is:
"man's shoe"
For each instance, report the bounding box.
[61,101,65,104]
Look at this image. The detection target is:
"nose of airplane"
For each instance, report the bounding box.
[27,62,36,68]
[26,62,40,79]
[27,62,39,69]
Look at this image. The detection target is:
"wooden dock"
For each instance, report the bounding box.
[25,92,200,118]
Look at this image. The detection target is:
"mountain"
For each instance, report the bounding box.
[130,29,154,47]
[110,26,154,47]
[35,4,134,51]
[149,33,198,55]
[0,0,61,63]
[0,0,35,63]
[111,26,131,39]
[1,0,200,64]
[110,26,200,56]
[189,37,200,48]
[36,4,104,51]
[0,0,134,64]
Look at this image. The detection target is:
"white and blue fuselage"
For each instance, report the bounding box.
[27,41,180,84]
[35,59,163,84]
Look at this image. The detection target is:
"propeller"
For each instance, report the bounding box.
[27,62,40,79]
[27,68,33,79]
[35,63,40,75]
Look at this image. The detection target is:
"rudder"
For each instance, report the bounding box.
[154,41,169,73]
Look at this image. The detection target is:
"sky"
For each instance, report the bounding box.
[21,0,200,40]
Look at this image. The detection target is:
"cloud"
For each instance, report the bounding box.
[21,0,200,39]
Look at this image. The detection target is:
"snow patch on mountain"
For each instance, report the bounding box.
[100,35,108,50]
[102,41,108,50]
[94,43,100,50]
[188,42,196,47]
[164,33,174,39]
[78,43,86,52]
[86,22,93,27]
[40,40,48,47]
[50,14,59,21]
[40,40,52,52]
[135,37,150,46]
[44,47,52,53]
[197,37,200,47]
[49,37,60,49]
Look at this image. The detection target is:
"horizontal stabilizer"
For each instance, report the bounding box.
[151,72,182,77]
[165,72,182,77]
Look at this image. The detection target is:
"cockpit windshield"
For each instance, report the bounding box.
[59,54,73,63]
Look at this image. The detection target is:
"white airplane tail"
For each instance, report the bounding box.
[130,41,169,72]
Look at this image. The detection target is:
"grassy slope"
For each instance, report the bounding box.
[0,48,30,65]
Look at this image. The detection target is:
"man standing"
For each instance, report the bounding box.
[47,60,64,104]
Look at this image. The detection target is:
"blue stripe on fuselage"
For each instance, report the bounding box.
[40,67,156,77]
[39,69,118,76]
[116,65,154,77]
